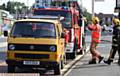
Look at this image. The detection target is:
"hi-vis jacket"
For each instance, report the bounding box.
[88,24,101,43]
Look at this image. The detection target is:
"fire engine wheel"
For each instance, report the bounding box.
[54,62,61,75]
[82,36,86,53]
[83,43,86,53]
[78,36,86,55]
[70,52,77,59]
[8,65,16,73]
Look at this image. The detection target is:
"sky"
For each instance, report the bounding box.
[81,0,117,14]
[0,0,118,14]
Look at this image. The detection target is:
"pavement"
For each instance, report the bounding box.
[64,34,120,76]
[61,46,90,75]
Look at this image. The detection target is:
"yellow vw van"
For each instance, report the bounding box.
[6,17,65,75]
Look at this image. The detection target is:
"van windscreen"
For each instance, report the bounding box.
[11,21,56,38]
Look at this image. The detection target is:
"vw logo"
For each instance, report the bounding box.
[30,45,34,50]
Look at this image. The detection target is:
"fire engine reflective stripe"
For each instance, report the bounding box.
[71,28,74,42]
[92,38,100,42]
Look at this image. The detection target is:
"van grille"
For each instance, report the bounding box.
[15,53,49,59]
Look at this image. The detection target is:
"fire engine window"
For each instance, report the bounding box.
[11,21,56,38]
[33,10,72,28]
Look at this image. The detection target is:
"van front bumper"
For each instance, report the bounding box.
[6,59,59,69]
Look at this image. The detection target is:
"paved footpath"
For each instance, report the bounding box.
[65,35,120,76]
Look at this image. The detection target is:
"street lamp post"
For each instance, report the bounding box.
[115,0,120,19]
[14,6,18,19]
[92,0,95,17]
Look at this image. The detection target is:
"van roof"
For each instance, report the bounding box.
[16,18,60,24]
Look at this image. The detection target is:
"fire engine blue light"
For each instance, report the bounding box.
[37,6,45,9]
[62,6,69,10]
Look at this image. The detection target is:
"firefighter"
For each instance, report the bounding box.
[104,18,120,65]
[88,16,104,64]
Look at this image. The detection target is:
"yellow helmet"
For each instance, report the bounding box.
[92,16,99,24]
[112,18,120,25]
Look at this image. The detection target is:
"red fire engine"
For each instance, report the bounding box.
[32,0,86,59]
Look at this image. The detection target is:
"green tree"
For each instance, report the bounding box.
[0,1,28,14]
[0,3,6,10]
[83,8,92,21]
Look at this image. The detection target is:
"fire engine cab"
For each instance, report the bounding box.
[32,0,86,59]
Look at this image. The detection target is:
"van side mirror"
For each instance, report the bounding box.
[61,32,65,38]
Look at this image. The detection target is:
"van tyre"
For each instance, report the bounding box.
[61,60,64,69]
[70,52,77,59]
[8,65,15,73]
[61,57,66,69]
[54,62,61,75]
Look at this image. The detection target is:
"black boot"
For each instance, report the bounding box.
[98,56,104,63]
[103,59,113,65]
[89,59,96,64]
[118,60,120,66]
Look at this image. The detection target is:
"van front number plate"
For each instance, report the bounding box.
[23,61,40,65]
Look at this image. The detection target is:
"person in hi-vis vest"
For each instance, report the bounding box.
[88,16,104,64]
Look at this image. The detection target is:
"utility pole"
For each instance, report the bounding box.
[92,0,95,17]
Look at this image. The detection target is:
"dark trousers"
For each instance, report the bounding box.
[109,45,120,62]
[118,46,120,62]
[109,46,118,60]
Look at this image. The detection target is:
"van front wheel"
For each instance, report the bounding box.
[54,62,61,75]
[8,65,16,73]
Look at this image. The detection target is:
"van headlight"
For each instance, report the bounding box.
[9,44,15,50]
[50,46,56,52]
